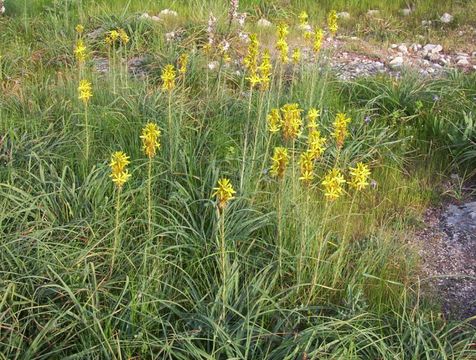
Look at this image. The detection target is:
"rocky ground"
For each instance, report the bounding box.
[415,199,476,322]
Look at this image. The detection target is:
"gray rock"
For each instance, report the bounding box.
[423,44,443,53]
[401,8,412,16]
[457,58,470,66]
[410,43,422,52]
[367,10,380,16]
[398,44,408,54]
[440,13,454,23]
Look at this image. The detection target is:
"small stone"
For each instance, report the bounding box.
[337,12,351,19]
[159,9,178,18]
[140,13,150,19]
[367,10,380,16]
[457,58,470,66]
[423,44,443,53]
[440,13,453,23]
[398,44,408,54]
[151,16,161,22]
[390,44,398,49]
[389,56,404,68]
[422,20,432,26]
[401,8,412,16]
[410,43,422,52]
[257,18,271,28]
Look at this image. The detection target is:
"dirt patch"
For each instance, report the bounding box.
[415,200,476,322]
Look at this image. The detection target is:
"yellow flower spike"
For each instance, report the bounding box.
[109,151,131,188]
[307,108,320,127]
[304,30,312,42]
[280,103,303,141]
[332,112,351,149]
[118,28,129,45]
[299,150,315,184]
[109,30,119,42]
[313,28,324,54]
[299,11,309,27]
[161,64,176,92]
[78,79,92,104]
[277,23,289,39]
[243,33,259,75]
[276,24,289,64]
[140,123,161,159]
[322,168,346,201]
[270,147,289,179]
[267,108,282,133]
[258,50,272,91]
[75,24,84,35]
[74,39,87,64]
[213,178,236,210]
[178,53,189,75]
[292,48,301,65]
[308,129,327,160]
[349,162,371,191]
[327,10,338,36]
[247,73,261,88]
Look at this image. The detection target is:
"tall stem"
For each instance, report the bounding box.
[239,86,253,192]
[218,208,227,321]
[167,91,173,171]
[111,186,122,271]
[147,157,153,238]
[84,103,90,164]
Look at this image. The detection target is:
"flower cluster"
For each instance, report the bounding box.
[258,50,272,90]
[299,11,309,29]
[322,168,346,200]
[140,123,161,159]
[78,79,92,104]
[299,150,315,184]
[161,64,176,92]
[332,112,351,148]
[75,24,84,35]
[213,178,236,210]
[178,53,189,75]
[110,151,131,188]
[74,39,87,64]
[327,10,338,36]
[349,162,371,190]
[313,29,324,54]
[267,108,282,133]
[270,147,289,178]
[281,103,303,141]
[243,33,259,76]
[105,28,129,46]
[292,48,301,65]
[276,24,289,64]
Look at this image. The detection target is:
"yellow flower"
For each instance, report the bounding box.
[313,28,324,53]
[322,168,346,201]
[140,123,161,158]
[267,108,282,133]
[349,162,371,190]
[308,129,326,160]
[161,64,176,92]
[247,73,261,88]
[270,147,289,179]
[327,10,338,36]
[258,50,272,91]
[178,53,189,75]
[299,11,309,27]
[118,28,129,45]
[213,178,236,210]
[243,33,259,75]
[277,23,289,38]
[105,30,120,46]
[304,30,312,42]
[75,24,84,35]
[292,48,301,65]
[276,24,289,64]
[74,39,87,64]
[109,151,131,188]
[203,43,212,55]
[299,150,315,184]
[78,79,92,104]
[332,112,351,148]
[281,103,303,141]
[307,108,320,128]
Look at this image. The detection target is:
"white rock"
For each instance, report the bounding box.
[159,9,178,17]
[401,8,412,16]
[398,44,408,54]
[299,23,312,31]
[208,61,219,70]
[457,58,470,66]
[422,20,432,26]
[410,43,422,52]
[390,43,398,49]
[337,12,350,19]
[389,56,404,68]
[257,18,271,28]
[440,13,453,23]
[367,10,380,16]
[423,44,443,53]
[151,16,161,22]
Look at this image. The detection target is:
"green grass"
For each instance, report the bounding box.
[1,1,475,358]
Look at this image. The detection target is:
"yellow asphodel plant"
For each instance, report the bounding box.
[161,64,176,169]
[109,151,132,271]
[212,177,236,321]
[78,79,92,162]
[140,123,161,237]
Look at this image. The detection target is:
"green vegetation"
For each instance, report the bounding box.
[0,0,475,358]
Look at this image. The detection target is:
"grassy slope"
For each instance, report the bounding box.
[1,0,475,359]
